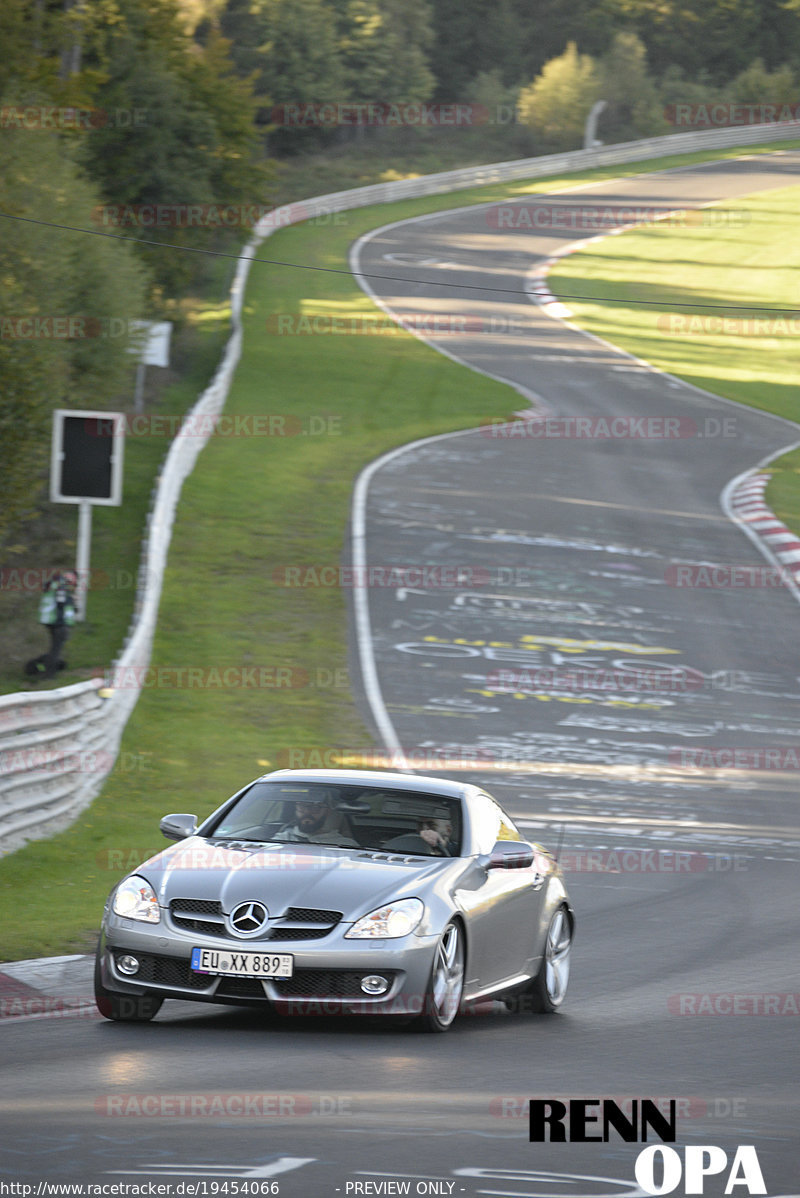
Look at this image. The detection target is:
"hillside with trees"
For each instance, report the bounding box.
[2,0,800,546]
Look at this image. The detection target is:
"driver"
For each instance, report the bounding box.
[278,791,357,846]
[418,818,454,856]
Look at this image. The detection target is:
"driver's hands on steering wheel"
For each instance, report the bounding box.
[277,826,310,842]
[419,827,449,855]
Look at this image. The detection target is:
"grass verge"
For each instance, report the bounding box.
[2,140,799,960]
[548,183,800,419]
[546,175,800,543]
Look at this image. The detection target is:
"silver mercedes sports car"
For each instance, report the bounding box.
[95,768,574,1031]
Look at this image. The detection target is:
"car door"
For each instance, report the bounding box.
[460,794,545,992]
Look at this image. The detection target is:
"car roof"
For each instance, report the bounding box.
[259,768,473,801]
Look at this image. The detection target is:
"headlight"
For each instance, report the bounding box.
[112,875,160,924]
[345,898,424,939]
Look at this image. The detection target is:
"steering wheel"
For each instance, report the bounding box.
[382,833,447,856]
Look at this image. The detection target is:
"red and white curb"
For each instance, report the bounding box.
[526,226,644,316]
[525,200,734,314]
[727,472,800,585]
[0,954,95,1021]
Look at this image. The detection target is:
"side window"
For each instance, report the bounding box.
[496,804,523,843]
[471,794,524,853]
[470,796,500,854]
[470,794,521,853]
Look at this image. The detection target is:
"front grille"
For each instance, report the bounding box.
[168,900,343,941]
[272,970,392,999]
[173,899,221,915]
[170,898,228,938]
[268,906,342,942]
[173,917,228,936]
[284,907,341,923]
[268,926,331,941]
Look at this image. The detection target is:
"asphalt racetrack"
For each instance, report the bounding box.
[2,153,799,1197]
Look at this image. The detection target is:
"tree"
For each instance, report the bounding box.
[428,0,520,98]
[596,31,666,142]
[251,0,346,105]
[78,0,270,294]
[728,57,797,104]
[517,42,600,148]
[338,0,434,104]
[466,68,521,131]
[599,0,800,82]
[0,120,148,544]
[178,29,270,199]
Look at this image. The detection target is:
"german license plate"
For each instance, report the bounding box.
[191,947,293,978]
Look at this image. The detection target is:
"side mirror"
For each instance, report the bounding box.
[488,840,535,870]
[160,813,197,842]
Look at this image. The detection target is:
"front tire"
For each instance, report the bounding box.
[94,948,163,1022]
[526,905,572,1013]
[414,920,465,1032]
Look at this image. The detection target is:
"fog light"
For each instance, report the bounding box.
[361,974,389,995]
[117,954,140,976]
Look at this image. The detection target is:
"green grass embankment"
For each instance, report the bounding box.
[547,179,800,557]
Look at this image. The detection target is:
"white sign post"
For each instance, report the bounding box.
[129,320,172,412]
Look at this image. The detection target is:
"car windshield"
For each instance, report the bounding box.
[205,781,462,856]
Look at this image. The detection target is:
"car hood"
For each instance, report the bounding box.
[134,837,455,921]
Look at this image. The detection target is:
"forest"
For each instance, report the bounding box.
[2,0,799,541]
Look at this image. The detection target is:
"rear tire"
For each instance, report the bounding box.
[94,948,163,1022]
[413,920,465,1032]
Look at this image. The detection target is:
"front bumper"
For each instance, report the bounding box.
[98,913,440,1016]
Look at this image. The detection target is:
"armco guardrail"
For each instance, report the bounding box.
[1,120,798,857]
[0,680,107,849]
